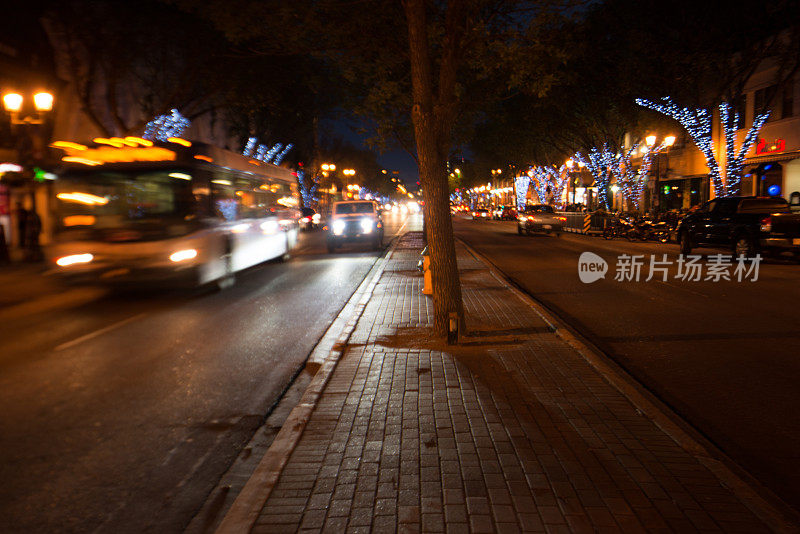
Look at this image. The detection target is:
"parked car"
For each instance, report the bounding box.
[677,196,800,258]
[327,200,383,252]
[517,204,566,235]
[472,208,490,220]
[299,207,321,230]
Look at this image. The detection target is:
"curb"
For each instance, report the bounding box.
[213,237,399,534]
[458,237,800,533]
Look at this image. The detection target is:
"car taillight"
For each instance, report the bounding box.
[760,215,772,232]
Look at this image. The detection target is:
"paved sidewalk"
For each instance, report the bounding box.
[225,232,794,533]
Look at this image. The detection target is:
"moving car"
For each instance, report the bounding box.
[499,206,517,220]
[299,207,321,230]
[677,196,800,257]
[472,208,490,220]
[327,200,383,252]
[517,204,566,235]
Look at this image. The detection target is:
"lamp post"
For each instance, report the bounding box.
[2,90,55,260]
[491,168,503,204]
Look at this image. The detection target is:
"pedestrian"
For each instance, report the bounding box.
[14,202,28,250]
[24,208,42,262]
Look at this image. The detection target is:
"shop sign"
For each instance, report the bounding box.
[756,138,786,155]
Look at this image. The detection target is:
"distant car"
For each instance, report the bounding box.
[299,207,321,230]
[499,206,517,220]
[472,208,490,220]
[517,204,566,235]
[327,200,383,252]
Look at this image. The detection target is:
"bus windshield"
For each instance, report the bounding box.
[54,169,196,238]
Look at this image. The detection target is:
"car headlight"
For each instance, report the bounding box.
[56,253,93,267]
[169,248,197,263]
[360,218,373,233]
[518,216,527,222]
[332,219,346,235]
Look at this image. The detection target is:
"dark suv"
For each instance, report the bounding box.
[677,196,800,257]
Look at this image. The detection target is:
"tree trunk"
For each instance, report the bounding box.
[404,0,465,337]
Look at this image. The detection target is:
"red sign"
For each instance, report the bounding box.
[756,138,786,155]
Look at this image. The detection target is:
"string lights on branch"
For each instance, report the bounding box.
[575,145,616,209]
[242,139,294,166]
[143,109,191,141]
[635,97,769,197]
[514,174,531,208]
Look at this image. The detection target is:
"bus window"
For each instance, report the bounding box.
[211,173,239,221]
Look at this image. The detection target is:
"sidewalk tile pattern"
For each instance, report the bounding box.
[254,233,769,533]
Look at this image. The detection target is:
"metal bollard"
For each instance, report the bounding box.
[447,312,459,345]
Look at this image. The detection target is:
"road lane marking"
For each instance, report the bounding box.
[395,216,409,236]
[54,313,147,352]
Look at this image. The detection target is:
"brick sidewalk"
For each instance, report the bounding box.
[245,232,784,533]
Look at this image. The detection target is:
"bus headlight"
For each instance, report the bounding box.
[332,219,346,235]
[360,218,373,233]
[56,253,93,267]
[169,249,198,262]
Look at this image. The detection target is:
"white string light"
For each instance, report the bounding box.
[515,174,531,207]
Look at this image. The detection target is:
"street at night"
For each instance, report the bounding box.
[453,215,800,512]
[0,213,414,533]
[2,1,800,532]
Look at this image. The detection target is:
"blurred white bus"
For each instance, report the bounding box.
[48,138,299,287]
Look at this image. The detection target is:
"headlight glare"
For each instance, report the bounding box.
[360,218,373,233]
[332,219,346,235]
[169,249,198,262]
[56,253,93,267]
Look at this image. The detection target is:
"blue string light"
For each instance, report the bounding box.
[575,145,615,209]
[242,137,257,157]
[143,109,191,141]
[274,144,293,165]
[635,97,770,197]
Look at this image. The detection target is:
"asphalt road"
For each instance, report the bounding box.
[454,215,800,513]
[0,210,417,534]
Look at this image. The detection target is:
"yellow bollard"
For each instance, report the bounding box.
[422,253,433,295]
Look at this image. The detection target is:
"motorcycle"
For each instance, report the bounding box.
[625,218,671,243]
[602,215,633,240]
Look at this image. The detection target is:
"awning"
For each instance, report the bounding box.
[745,150,800,165]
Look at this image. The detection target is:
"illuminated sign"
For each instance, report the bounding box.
[756,138,786,155]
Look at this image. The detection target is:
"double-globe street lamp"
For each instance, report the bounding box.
[2,90,55,259]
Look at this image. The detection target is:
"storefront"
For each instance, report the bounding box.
[657,175,709,211]
[741,151,800,200]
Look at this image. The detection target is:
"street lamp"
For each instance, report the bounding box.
[2,90,55,259]
[3,91,54,124]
